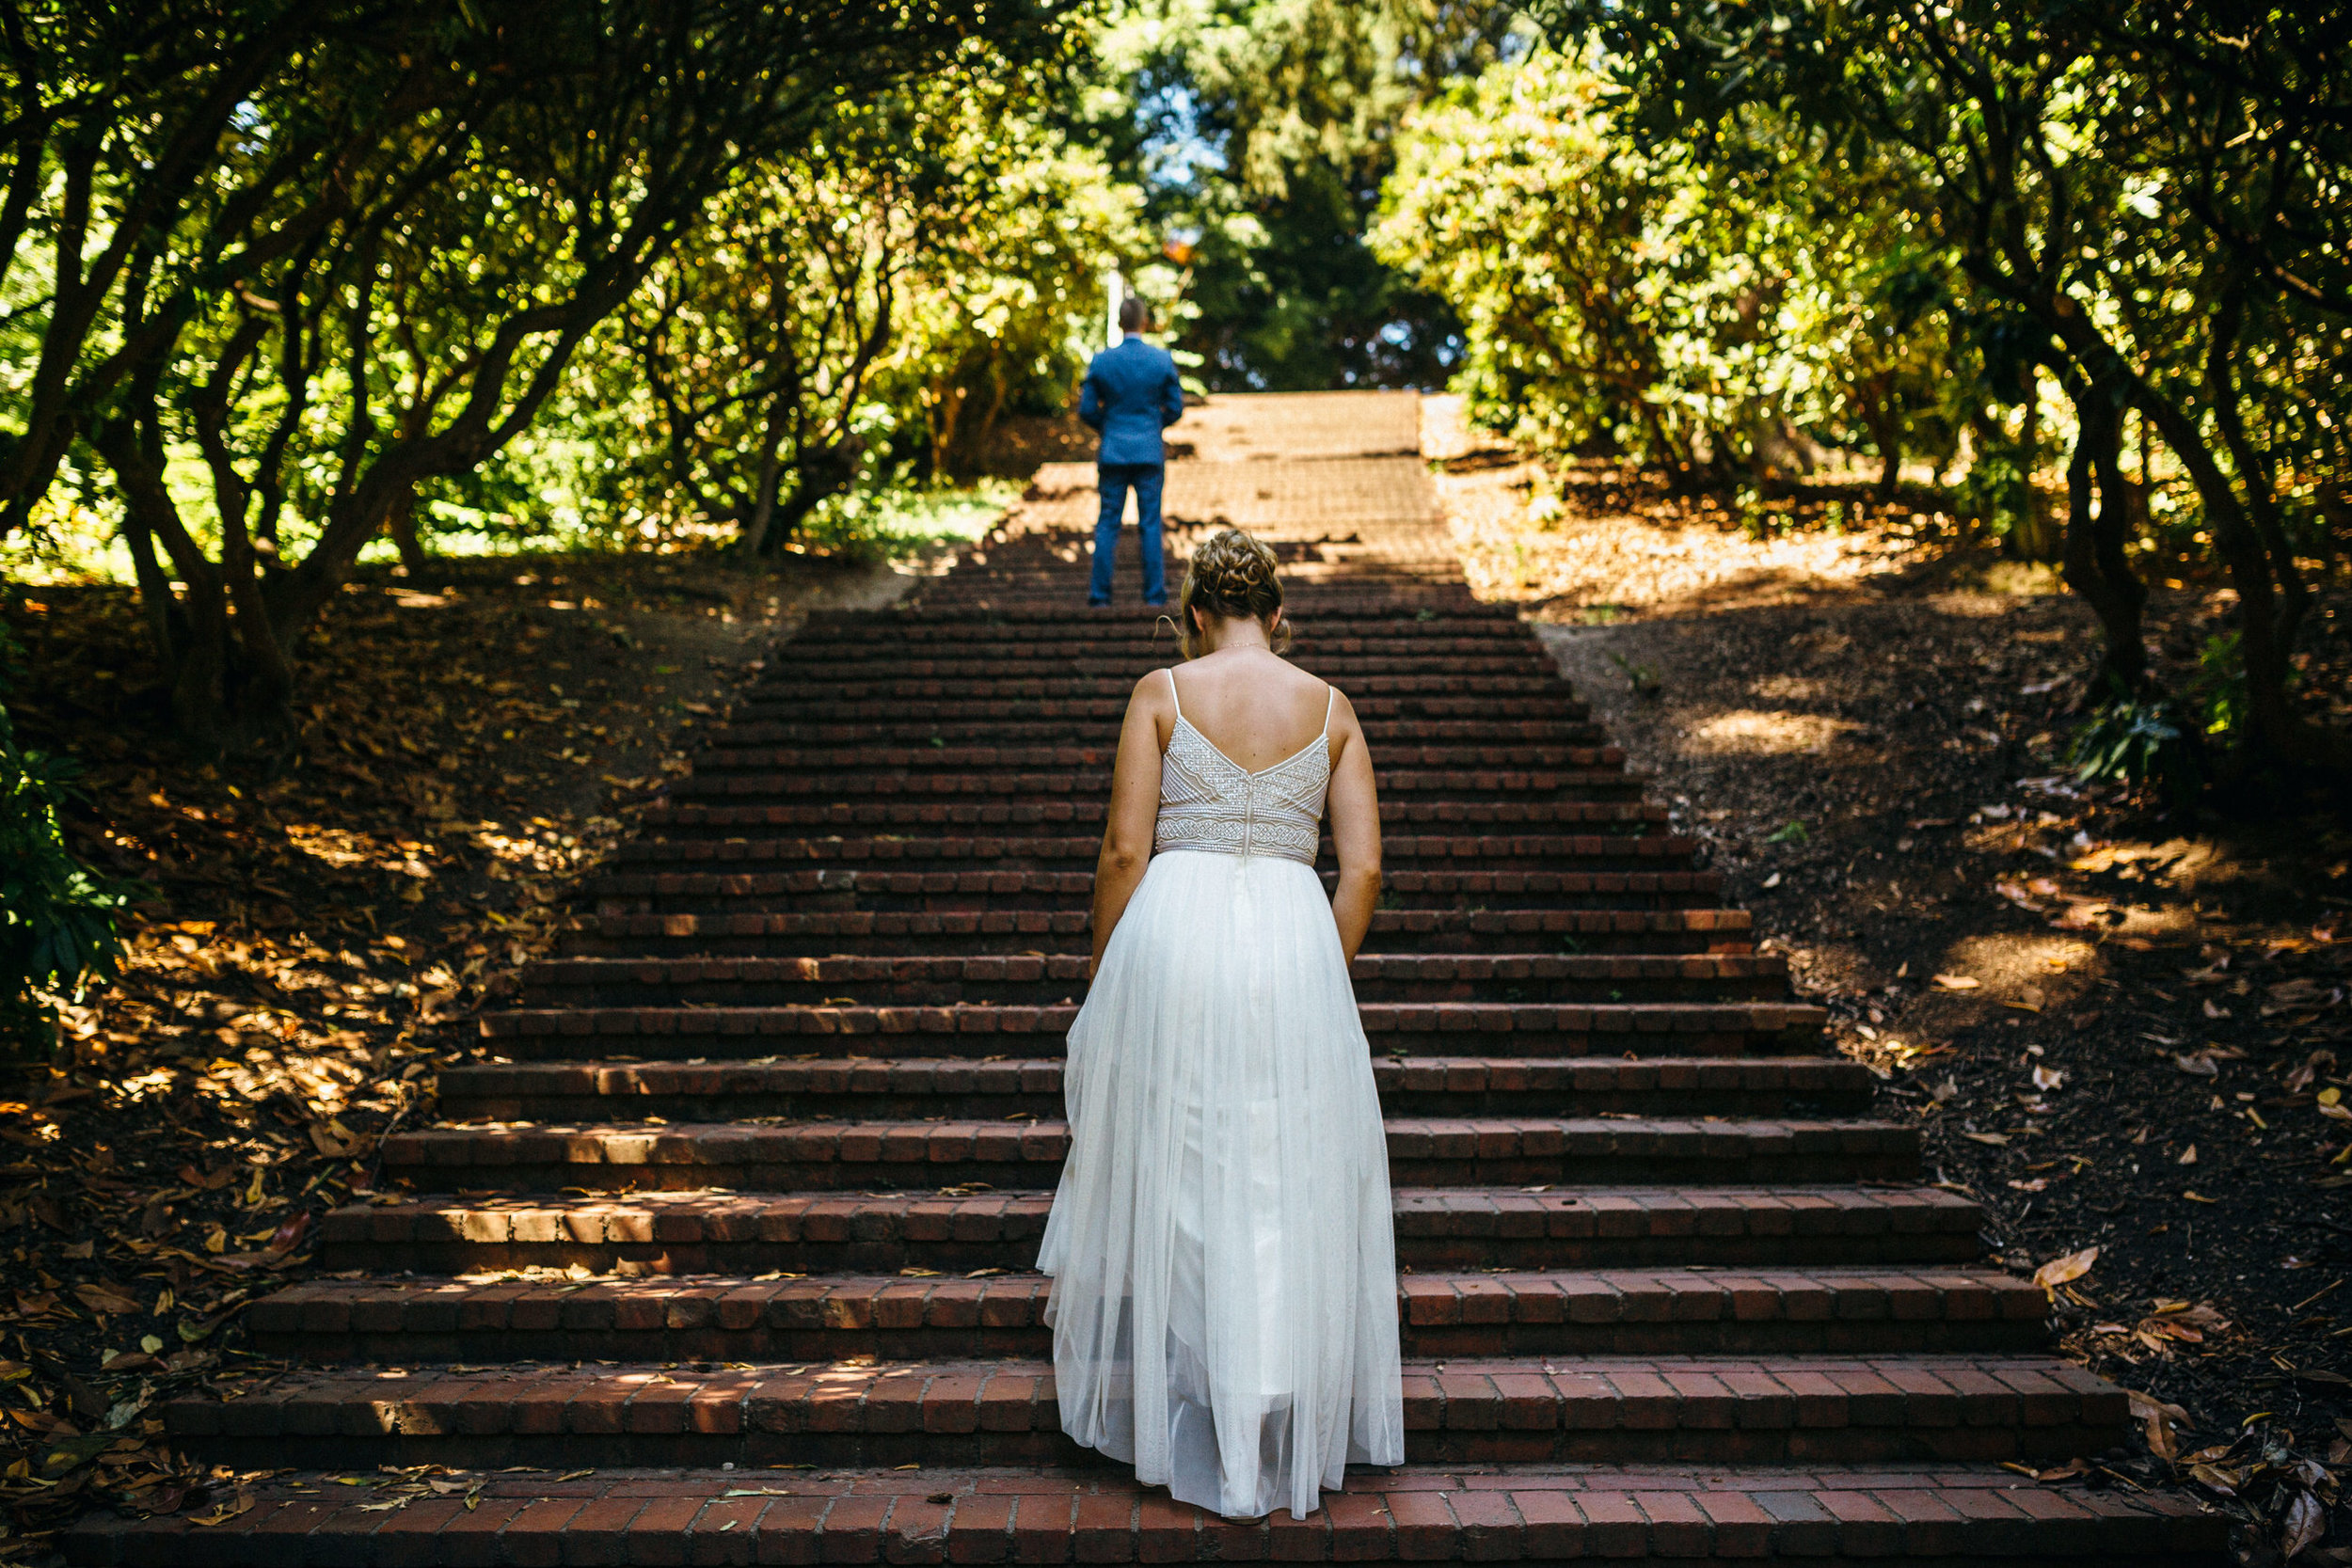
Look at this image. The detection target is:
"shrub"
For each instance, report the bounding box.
[0,634,138,1058]
[2069,689,2201,812]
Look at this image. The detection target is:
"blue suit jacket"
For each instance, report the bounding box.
[1078,338,1184,466]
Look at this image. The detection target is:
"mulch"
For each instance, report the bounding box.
[1480,455,2352,1565]
[0,551,891,1557]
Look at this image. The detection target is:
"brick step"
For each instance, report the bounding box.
[725,718,1602,746]
[59,1462,2230,1567]
[733,695,1589,723]
[157,1354,2126,1469]
[580,867,1725,916]
[635,797,1661,835]
[474,1000,1825,1060]
[940,551,1457,576]
[247,1269,2050,1364]
[560,906,1754,959]
[678,741,1613,772]
[439,1055,1869,1124]
[602,832,1701,875]
[322,1185,1989,1276]
[917,571,1467,595]
[805,599,1522,627]
[770,650,1564,677]
[508,953,1788,1011]
[735,674,1576,704]
[672,764,1639,799]
[377,1115,1914,1193]
[920,564,1464,592]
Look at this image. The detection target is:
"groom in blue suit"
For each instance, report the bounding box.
[1078,297,1186,607]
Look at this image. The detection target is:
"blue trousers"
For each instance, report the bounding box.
[1090,462,1167,605]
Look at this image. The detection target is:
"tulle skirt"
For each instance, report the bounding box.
[1037,848,1405,1519]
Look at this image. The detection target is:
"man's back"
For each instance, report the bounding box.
[1080,338,1185,467]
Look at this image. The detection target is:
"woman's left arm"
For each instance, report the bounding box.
[1324,689,1382,964]
[1089,673,1172,974]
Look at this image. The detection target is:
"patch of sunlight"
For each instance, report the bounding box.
[796,481,1019,562]
[1931,932,2108,1015]
[1747,674,1826,702]
[1680,708,1859,756]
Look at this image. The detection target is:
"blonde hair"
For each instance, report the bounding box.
[1174,528,1292,659]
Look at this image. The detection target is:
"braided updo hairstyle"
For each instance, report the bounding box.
[1173,527,1292,659]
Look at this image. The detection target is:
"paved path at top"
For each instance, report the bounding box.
[68,393,2220,1565]
[973,391,1455,599]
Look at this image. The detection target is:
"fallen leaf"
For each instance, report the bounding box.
[1933,974,1980,991]
[1962,1131,2010,1146]
[72,1285,141,1316]
[2032,1245,2099,1291]
[2285,1489,2325,1560]
[2178,1145,2197,1165]
[2188,1462,2240,1496]
[2031,1065,2064,1092]
[2182,1191,2218,1204]
[2126,1390,2187,1461]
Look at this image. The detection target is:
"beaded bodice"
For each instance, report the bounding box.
[1153,671,1332,865]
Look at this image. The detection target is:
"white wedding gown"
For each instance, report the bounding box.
[1038,670,1405,1519]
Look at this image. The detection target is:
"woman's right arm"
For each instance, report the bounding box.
[1324,689,1382,964]
[1089,673,1171,974]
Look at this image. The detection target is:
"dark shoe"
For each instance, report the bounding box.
[1144,597,1168,608]
[1088,598,1111,609]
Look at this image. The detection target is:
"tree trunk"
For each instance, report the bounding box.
[2058,379,2148,692]
[386,487,429,576]
[1871,392,1903,499]
[2010,374,2062,562]
[2077,335,2352,775]
[735,399,793,560]
[764,441,860,555]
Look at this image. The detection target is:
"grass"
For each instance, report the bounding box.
[1,479,1019,587]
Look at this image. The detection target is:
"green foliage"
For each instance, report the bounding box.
[2069,637,2257,809]
[1371,45,1962,482]
[569,80,1139,555]
[2070,693,2201,812]
[4,0,1082,746]
[1952,442,2033,548]
[0,636,137,1058]
[1606,652,1661,697]
[1100,0,1517,389]
[794,483,1022,564]
[2193,633,2251,743]
[1518,0,2352,774]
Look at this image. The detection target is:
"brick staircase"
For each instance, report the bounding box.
[69,391,2224,1563]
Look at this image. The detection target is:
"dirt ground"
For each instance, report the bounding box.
[0,548,916,1555]
[1429,396,2352,1562]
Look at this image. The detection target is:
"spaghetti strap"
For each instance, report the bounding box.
[1166,667,1184,719]
[1321,683,1336,735]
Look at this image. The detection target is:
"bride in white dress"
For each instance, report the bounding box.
[1038,527,1405,1521]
